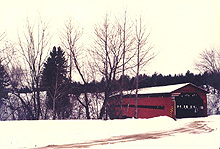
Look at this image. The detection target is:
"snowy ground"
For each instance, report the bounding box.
[0,116,219,149]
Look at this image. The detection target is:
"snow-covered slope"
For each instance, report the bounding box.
[0,116,219,149]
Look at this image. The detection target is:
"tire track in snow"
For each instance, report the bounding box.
[37,120,215,149]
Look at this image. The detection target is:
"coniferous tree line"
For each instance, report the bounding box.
[83,70,220,93]
[0,13,219,120]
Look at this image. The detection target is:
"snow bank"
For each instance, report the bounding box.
[93,132,219,149]
[0,116,175,148]
[0,116,219,149]
[91,116,220,149]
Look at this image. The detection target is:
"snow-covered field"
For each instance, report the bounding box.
[0,116,219,149]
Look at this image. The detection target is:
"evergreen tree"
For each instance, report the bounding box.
[42,46,71,119]
[0,60,10,120]
[0,60,10,100]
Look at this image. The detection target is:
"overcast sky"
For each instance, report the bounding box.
[0,0,220,76]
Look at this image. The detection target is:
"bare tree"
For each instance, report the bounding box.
[91,12,136,119]
[0,32,6,42]
[195,47,220,90]
[60,19,92,119]
[90,12,155,119]
[195,48,220,74]
[115,10,135,118]
[0,32,6,57]
[0,32,32,120]
[60,19,83,81]
[91,14,119,119]
[134,16,154,118]
[15,17,51,119]
[0,39,33,120]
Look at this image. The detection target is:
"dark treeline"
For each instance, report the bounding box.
[80,70,220,94]
[17,70,219,94]
[18,70,220,95]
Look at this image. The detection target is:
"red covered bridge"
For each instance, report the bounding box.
[109,83,208,119]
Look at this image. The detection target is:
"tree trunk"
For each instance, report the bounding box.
[99,89,109,119]
[84,92,91,119]
[135,37,140,119]
[135,75,139,118]
[36,77,41,120]
[53,97,56,120]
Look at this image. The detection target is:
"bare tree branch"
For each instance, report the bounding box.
[195,48,220,74]
[134,15,155,118]
[60,18,92,119]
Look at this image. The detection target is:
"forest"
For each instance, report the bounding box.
[0,12,220,120]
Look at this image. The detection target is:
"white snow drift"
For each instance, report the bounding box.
[0,116,219,149]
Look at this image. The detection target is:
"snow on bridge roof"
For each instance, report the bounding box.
[112,83,208,97]
[135,83,190,94]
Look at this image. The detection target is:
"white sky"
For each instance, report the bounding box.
[0,0,220,76]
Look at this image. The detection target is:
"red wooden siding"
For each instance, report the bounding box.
[117,96,173,119]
